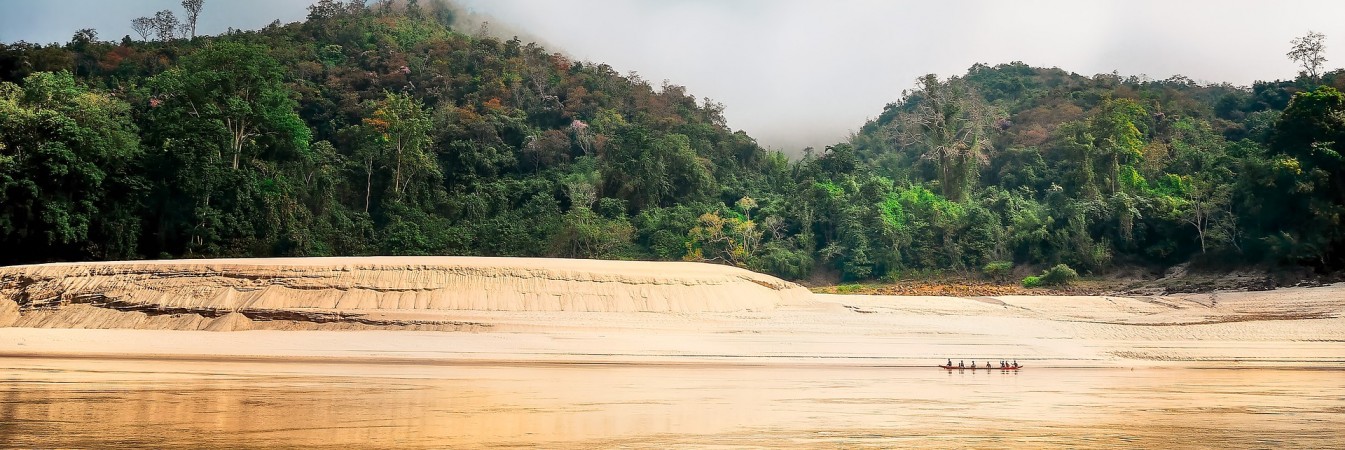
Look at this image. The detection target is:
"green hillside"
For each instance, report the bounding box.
[3,0,1344,282]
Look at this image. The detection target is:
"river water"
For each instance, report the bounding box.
[0,358,1341,448]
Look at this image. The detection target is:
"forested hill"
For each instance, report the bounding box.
[3,1,1344,282]
[1,1,775,266]
[831,62,1345,279]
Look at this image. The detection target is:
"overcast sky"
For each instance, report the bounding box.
[3,1,1344,151]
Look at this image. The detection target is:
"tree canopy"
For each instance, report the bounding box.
[2,3,1344,280]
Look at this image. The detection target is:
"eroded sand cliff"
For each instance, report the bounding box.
[2,257,1341,367]
[0,257,811,331]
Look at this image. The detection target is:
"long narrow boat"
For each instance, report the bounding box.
[939,364,1022,370]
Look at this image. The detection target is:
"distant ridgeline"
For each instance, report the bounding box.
[2,0,1345,280]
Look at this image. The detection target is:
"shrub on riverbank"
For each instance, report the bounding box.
[1023,264,1078,288]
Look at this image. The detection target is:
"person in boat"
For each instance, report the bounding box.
[1012,360,1019,368]
[958,360,965,368]
[971,361,977,369]
[947,359,953,367]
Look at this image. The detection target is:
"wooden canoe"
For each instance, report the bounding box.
[940,364,1022,370]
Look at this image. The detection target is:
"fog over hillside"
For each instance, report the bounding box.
[456,0,1345,152]
[2,0,1343,152]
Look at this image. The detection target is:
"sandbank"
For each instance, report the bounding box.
[2,257,1342,368]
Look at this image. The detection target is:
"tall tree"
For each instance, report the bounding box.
[363,92,435,203]
[1171,174,1230,254]
[1090,98,1147,195]
[171,42,306,170]
[181,0,205,39]
[141,43,310,255]
[894,74,999,202]
[130,17,154,41]
[1056,120,1102,199]
[1288,31,1328,82]
[1162,119,1236,254]
[153,10,181,41]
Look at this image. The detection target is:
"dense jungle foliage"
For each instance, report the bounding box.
[3,1,1345,281]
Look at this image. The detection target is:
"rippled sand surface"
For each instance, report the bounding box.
[2,358,1341,448]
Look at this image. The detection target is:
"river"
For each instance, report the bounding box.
[1,358,1341,448]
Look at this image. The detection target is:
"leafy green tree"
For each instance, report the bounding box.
[1167,174,1230,254]
[550,205,633,259]
[600,126,711,210]
[0,72,142,261]
[1054,121,1102,198]
[1251,87,1345,266]
[894,185,966,269]
[684,209,761,267]
[142,42,310,255]
[151,41,309,170]
[364,92,435,203]
[1090,98,1147,196]
[1155,119,1237,254]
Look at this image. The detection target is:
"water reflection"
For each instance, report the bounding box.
[0,358,1341,448]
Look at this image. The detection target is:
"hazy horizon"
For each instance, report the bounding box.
[2,0,1343,151]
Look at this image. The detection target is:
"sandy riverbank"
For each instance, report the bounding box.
[1,257,1342,367]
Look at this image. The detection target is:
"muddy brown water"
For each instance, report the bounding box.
[0,358,1341,448]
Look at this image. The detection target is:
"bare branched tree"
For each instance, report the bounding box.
[181,0,204,39]
[130,17,154,41]
[1288,31,1327,81]
[893,74,1000,202]
[153,10,180,41]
